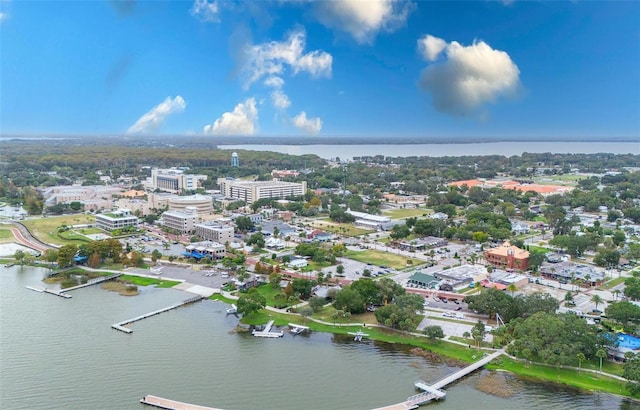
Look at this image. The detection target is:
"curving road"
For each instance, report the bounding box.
[8,222,55,253]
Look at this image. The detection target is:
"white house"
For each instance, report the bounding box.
[288,257,308,269]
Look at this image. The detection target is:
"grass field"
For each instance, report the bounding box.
[254,284,300,308]
[598,277,626,290]
[307,219,373,237]
[0,228,13,243]
[118,275,180,288]
[344,249,420,269]
[383,208,429,219]
[22,215,96,245]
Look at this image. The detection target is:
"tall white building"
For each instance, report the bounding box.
[231,152,239,167]
[217,178,307,204]
[151,168,207,193]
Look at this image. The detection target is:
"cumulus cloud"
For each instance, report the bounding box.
[417,34,446,62]
[292,111,322,134]
[242,29,332,88]
[271,89,291,110]
[314,0,412,44]
[190,0,219,22]
[264,76,285,88]
[418,35,521,117]
[127,96,186,134]
[204,98,258,135]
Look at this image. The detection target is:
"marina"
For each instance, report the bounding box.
[252,320,284,338]
[112,295,204,334]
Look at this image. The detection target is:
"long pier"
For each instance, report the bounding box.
[60,272,123,293]
[111,295,204,334]
[140,394,222,410]
[375,349,505,409]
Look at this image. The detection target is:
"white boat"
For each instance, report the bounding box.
[289,323,309,335]
[226,304,237,314]
[348,329,370,342]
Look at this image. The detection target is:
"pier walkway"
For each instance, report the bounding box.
[112,295,204,334]
[374,349,505,409]
[140,394,221,410]
[60,273,123,293]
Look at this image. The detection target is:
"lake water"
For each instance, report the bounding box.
[1,266,635,410]
[219,141,639,160]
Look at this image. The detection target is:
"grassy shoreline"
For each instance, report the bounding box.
[209,295,637,400]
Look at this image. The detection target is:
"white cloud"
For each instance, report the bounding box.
[0,12,7,23]
[417,34,447,62]
[264,76,285,88]
[243,29,332,88]
[418,36,521,117]
[315,0,412,44]
[127,96,186,134]
[271,89,291,110]
[190,0,219,22]
[204,98,258,135]
[292,111,322,134]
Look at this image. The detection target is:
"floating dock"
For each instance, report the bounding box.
[43,288,72,299]
[252,320,284,338]
[112,295,204,334]
[140,394,221,410]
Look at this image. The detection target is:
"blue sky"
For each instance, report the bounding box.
[1,0,639,138]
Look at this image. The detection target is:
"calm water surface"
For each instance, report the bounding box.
[1,266,635,410]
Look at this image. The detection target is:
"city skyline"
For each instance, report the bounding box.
[1,0,639,138]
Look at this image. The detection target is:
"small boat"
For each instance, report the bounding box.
[289,323,309,335]
[348,329,369,342]
[226,304,237,314]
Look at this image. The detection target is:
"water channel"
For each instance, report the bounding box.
[1,266,635,410]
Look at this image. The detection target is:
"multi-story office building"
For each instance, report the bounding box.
[95,209,140,232]
[217,178,307,204]
[161,209,198,234]
[194,222,234,244]
[483,241,530,270]
[151,168,207,193]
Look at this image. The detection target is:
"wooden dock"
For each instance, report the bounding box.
[112,295,204,334]
[43,288,72,299]
[252,320,284,338]
[60,272,123,293]
[374,349,505,409]
[140,394,222,410]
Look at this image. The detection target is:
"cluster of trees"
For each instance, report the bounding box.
[506,311,612,366]
[294,242,345,264]
[464,288,559,323]
[77,238,123,265]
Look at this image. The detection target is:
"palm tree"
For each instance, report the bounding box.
[596,348,607,372]
[507,283,517,296]
[613,289,621,301]
[591,294,603,311]
[576,352,586,369]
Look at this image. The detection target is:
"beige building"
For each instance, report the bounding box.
[217,178,307,204]
[168,194,214,215]
[115,198,151,216]
[95,209,140,232]
[194,222,234,244]
[161,209,198,234]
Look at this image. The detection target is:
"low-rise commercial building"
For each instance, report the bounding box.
[483,241,530,270]
[194,222,234,244]
[161,209,198,234]
[95,209,140,232]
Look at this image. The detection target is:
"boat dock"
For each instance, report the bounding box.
[140,394,222,410]
[59,272,123,293]
[374,349,505,409]
[252,320,284,338]
[112,295,204,334]
[43,288,72,298]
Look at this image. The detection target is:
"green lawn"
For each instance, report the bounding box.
[383,208,429,219]
[0,228,13,243]
[528,244,552,253]
[22,215,96,245]
[344,249,421,270]
[307,220,373,237]
[254,284,300,308]
[118,275,180,288]
[598,277,626,290]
